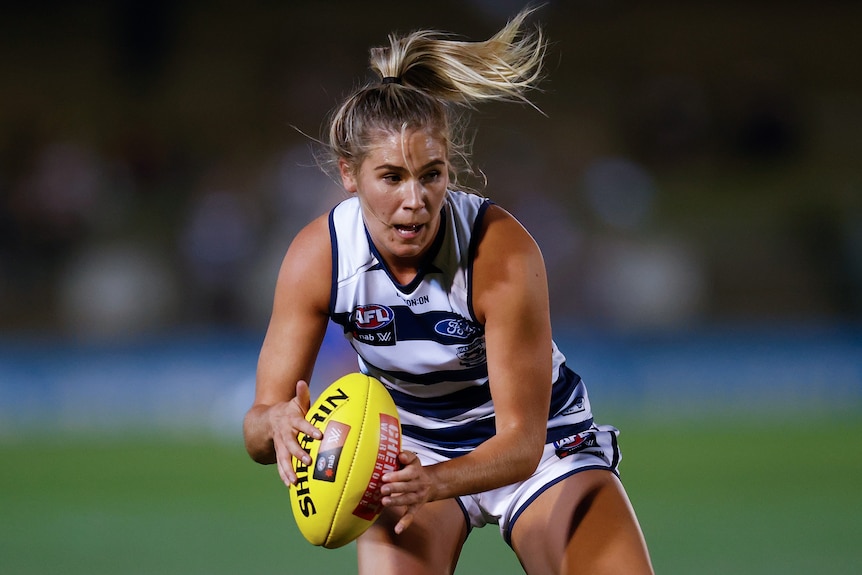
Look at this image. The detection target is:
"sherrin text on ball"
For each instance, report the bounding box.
[290,373,401,548]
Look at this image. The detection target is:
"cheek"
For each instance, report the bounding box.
[430,187,449,210]
[358,191,396,224]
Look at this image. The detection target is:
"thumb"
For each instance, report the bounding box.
[295,379,312,413]
[293,380,322,442]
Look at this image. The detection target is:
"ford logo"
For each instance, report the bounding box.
[434,318,478,339]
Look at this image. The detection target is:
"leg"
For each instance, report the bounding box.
[357,498,468,575]
[510,470,653,575]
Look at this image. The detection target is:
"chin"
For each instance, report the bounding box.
[388,242,426,260]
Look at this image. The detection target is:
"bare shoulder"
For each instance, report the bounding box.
[477,204,541,253]
[274,212,332,314]
[474,204,546,275]
[472,204,549,324]
[286,211,331,262]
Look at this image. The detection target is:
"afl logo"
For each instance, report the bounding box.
[353,305,394,329]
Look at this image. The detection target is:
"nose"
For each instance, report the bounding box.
[401,179,425,210]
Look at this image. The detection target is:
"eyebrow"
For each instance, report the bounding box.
[373,159,445,173]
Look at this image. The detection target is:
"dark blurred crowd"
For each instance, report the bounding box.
[1,1,860,339]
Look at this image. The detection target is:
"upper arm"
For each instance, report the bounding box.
[253,213,333,407]
[472,205,552,442]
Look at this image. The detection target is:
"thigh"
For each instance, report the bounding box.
[510,470,653,575]
[357,497,468,575]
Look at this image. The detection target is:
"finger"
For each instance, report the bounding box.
[394,507,416,535]
[381,478,416,497]
[398,450,418,468]
[400,450,418,462]
[381,468,414,487]
[277,451,297,485]
[293,381,322,440]
[296,420,323,442]
[273,434,301,483]
[277,427,313,466]
[382,451,419,484]
[278,462,294,486]
[382,490,423,507]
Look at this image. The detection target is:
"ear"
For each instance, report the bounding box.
[339,158,358,193]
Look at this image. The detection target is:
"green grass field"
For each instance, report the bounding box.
[2,413,860,574]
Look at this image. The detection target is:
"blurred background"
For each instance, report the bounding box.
[1,1,861,573]
[2,0,862,335]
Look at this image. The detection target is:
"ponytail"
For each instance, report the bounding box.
[369,7,546,108]
[324,7,547,188]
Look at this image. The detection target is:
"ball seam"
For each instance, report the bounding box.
[325,375,371,547]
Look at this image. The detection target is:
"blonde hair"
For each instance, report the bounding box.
[324,7,547,188]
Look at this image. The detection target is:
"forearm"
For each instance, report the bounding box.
[425,428,543,501]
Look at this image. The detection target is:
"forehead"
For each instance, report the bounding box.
[364,128,447,166]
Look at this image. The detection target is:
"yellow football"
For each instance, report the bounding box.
[290,373,402,549]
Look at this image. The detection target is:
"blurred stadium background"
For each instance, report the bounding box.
[1,1,860,573]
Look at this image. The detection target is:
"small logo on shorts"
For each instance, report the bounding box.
[553,431,597,459]
[560,396,585,416]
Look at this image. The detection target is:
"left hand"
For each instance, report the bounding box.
[380,451,435,534]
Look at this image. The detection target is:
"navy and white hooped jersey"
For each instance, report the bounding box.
[328,190,594,457]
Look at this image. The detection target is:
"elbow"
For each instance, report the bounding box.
[509,457,540,485]
[510,434,545,483]
[243,409,276,465]
[496,421,545,483]
[247,447,275,465]
[244,436,276,466]
[520,449,543,481]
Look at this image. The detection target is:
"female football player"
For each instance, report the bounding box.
[243,8,654,574]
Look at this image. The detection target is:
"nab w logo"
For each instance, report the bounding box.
[352,304,397,347]
[326,427,343,445]
[354,305,394,329]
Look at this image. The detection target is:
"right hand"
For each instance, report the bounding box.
[269,380,322,486]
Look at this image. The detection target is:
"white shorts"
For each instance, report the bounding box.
[404,422,621,545]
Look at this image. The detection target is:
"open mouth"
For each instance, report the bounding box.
[394,223,423,236]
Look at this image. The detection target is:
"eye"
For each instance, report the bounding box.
[382,173,402,184]
[420,170,441,184]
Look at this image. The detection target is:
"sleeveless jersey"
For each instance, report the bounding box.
[328,190,594,457]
